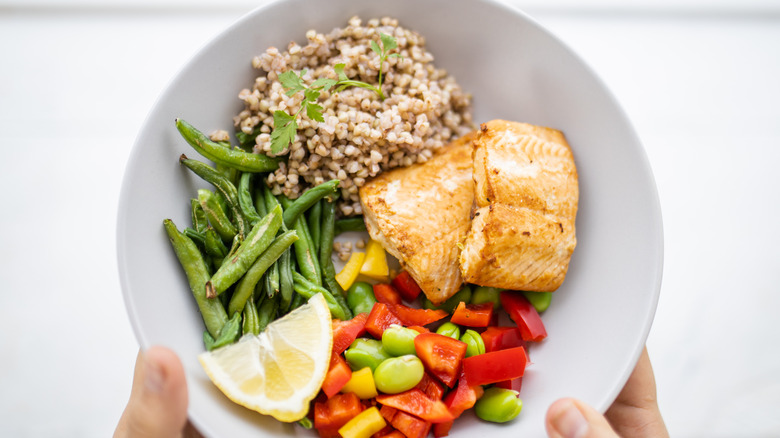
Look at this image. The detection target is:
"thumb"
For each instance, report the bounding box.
[115,346,189,438]
[546,398,619,438]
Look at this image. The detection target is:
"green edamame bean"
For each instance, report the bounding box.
[163,219,227,338]
[426,285,472,313]
[471,286,502,310]
[344,339,390,372]
[175,119,280,173]
[206,204,283,298]
[381,325,419,357]
[460,329,485,357]
[373,355,424,394]
[435,322,461,339]
[347,282,377,315]
[474,387,523,423]
[522,290,553,313]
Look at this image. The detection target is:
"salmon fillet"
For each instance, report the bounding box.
[359,133,476,304]
[460,120,578,291]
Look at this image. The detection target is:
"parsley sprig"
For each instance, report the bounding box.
[270,33,401,155]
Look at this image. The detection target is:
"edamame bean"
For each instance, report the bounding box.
[474,387,523,423]
[381,325,419,356]
[344,339,390,372]
[460,329,486,357]
[425,285,472,313]
[471,286,502,310]
[435,322,461,340]
[373,355,424,394]
[347,282,377,315]
[522,290,553,313]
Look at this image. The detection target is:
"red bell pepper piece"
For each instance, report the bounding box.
[314,392,364,431]
[387,303,448,327]
[443,368,484,418]
[321,351,352,398]
[480,326,527,353]
[495,377,523,392]
[332,313,369,354]
[500,291,547,342]
[376,389,455,423]
[407,325,431,334]
[413,333,467,388]
[376,430,405,438]
[449,302,493,327]
[462,346,528,386]
[432,421,453,438]
[373,283,403,305]
[379,405,432,438]
[391,271,423,301]
[365,302,403,339]
[415,372,445,400]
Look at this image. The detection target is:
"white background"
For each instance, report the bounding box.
[1,0,779,436]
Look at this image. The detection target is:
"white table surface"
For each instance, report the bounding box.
[1,3,779,437]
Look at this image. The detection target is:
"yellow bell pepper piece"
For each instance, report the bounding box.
[336,251,366,291]
[338,406,386,438]
[340,366,378,399]
[359,239,389,280]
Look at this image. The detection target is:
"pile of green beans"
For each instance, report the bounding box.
[163,119,355,350]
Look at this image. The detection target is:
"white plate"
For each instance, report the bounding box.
[117,0,663,436]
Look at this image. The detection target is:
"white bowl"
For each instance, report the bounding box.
[117,0,663,436]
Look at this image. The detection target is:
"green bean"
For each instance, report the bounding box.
[522,290,553,313]
[235,126,262,150]
[206,205,283,298]
[292,271,347,320]
[203,312,242,351]
[373,355,425,394]
[460,329,486,357]
[471,286,502,310]
[198,189,236,242]
[183,227,206,249]
[264,266,279,298]
[277,249,294,312]
[474,387,523,423]
[238,172,262,226]
[307,199,323,256]
[257,294,279,332]
[253,184,268,217]
[180,155,249,238]
[334,217,367,235]
[203,227,229,260]
[319,198,351,318]
[163,219,227,338]
[191,198,208,233]
[242,297,261,336]
[175,119,280,173]
[289,291,305,311]
[277,194,322,287]
[227,230,298,315]
[281,179,339,229]
[347,281,377,316]
[297,417,313,430]
[211,140,239,186]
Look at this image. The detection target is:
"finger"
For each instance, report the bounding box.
[115,346,189,438]
[605,347,669,437]
[546,398,619,438]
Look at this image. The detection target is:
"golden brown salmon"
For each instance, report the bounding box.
[359,133,476,304]
[460,120,578,291]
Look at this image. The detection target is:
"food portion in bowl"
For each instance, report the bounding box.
[161,15,579,437]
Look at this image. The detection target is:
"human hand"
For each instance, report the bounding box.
[114,346,201,438]
[545,347,668,437]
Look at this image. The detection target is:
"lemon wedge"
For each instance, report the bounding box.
[198,293,332,422]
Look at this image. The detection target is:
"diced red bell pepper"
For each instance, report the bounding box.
[376,431,405,438]
[450,302,493,327]
[432,421,453,437]
[314,392,364,431]
[376,389,455,423]
[500,291,548,342]
[415,372,445,400]
[495,377,523,392]
[391,271,423,302]
[414,333,468,388]
[365,302,403,339]
[480,326,527,353]
[322,351,352,398]
[332,313,369,354]
[389,410,432,438]
[407,325,431,334]
[373,283,403,305]
[461,346,528,386]
[387,303,448,327]
[379,404,398,422]
[316,427,341,438]
[443,368,483,418]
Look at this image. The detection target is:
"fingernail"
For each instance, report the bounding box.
[144,355,165,394]
[551,400,588,438]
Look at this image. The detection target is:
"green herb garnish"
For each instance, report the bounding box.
[270,33,401,155]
